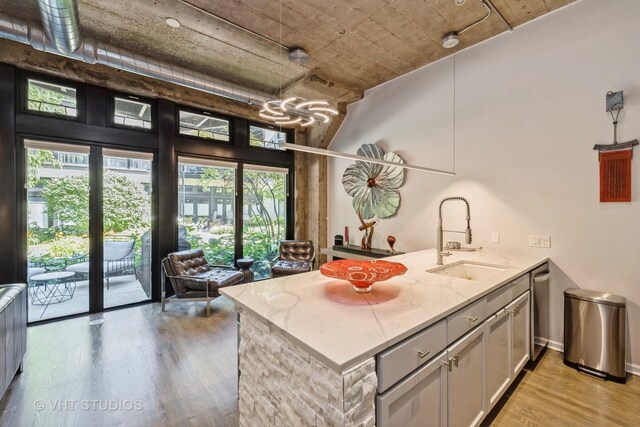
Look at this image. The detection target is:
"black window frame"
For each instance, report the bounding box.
[20,71,85,122]
[247,121,291,151]
[108,91,157,133]
[176,106,234,144]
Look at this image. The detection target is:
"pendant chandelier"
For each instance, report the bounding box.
[259,97,339,127]
[261,0,339,128]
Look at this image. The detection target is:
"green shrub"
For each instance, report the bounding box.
[49,236,89,258]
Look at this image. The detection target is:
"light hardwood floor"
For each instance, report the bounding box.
[1,299,638,427]
[486,349,640,426]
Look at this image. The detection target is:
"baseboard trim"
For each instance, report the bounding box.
[546,340,639,377]
[547,339,563,352]
[626,362,640,377]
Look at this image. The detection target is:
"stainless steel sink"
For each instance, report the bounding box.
[427,260,509,281]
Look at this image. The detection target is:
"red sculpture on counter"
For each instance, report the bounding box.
[387,235,397,254]
[320,259,407,293]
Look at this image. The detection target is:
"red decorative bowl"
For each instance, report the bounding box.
[320,259,407,293]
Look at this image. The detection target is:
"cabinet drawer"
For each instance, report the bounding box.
[511,274,529,299]
[447,297,487,345]
[486,273,530,314]
[486,284,512,315]
[377,320,446,393]
[377,351,448,427]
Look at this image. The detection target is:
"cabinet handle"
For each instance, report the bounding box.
[465,316,478,322]
[444,359,453,372]
[417,349,431,359]
[533,272,550,283]
[453,355,459,367]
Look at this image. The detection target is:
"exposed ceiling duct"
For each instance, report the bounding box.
[37,0,82,53]
[0,12,270,106]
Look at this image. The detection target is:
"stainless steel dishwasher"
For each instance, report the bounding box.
[530,264,549,361]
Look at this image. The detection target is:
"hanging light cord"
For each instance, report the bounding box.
[453,52,456,173]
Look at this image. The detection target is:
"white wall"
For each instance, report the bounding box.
[328,0,640,373]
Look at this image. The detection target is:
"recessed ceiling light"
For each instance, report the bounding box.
[165,18,181,28]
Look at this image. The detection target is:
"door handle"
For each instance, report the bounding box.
[444,359,453,372]
[417,349,431,359]
[465,316,479,323]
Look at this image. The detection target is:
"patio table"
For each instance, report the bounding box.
[29,271,77,308]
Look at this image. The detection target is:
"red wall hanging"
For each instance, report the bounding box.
[593,90,638,202]
[598,149,632,202]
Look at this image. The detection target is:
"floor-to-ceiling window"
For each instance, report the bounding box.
[1,68,294,322]
[176,159,290,281]
[26,140,90,322]
[242,165,288,280]
[177,157,237,264]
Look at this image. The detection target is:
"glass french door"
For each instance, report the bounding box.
[25,140,154,322]
[102,149,153,308]
[242,165,288,280]
[25,140,90,321]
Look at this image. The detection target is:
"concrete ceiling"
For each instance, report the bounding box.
[1,0,575,107]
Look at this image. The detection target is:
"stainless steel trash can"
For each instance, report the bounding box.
[564,288,626,383]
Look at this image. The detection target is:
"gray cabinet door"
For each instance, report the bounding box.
[486,309,511,409]
[447,324,487,427]
[509,291,531,376]
[377,352,448,427]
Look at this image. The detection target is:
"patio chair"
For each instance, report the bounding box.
[270,240,315,279]
[161,248,243,316]
[65,238,136,289]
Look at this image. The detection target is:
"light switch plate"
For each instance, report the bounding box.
[491,232,500,243]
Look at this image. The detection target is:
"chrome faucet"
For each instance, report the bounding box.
[437,197,472,265]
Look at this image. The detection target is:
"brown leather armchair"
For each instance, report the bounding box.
[161,249,243,316]
[270,240,315,279]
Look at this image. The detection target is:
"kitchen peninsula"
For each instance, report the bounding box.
[221,249,548,426]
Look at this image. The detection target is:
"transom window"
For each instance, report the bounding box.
[113,96,153,129]
[249,125,286,150]
[27,79,78,117]
[179,110,230,141]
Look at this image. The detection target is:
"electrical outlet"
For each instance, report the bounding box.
[491,232,500,243]
[530,235,551,248]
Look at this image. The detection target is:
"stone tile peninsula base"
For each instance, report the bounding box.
[238,308,377,426]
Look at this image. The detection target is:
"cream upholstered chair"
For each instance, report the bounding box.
[270,240,315,279]
[161,249,243,316]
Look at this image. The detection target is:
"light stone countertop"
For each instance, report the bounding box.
[221,248,548,373]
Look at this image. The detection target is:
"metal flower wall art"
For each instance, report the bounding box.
[342,143,406,220]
